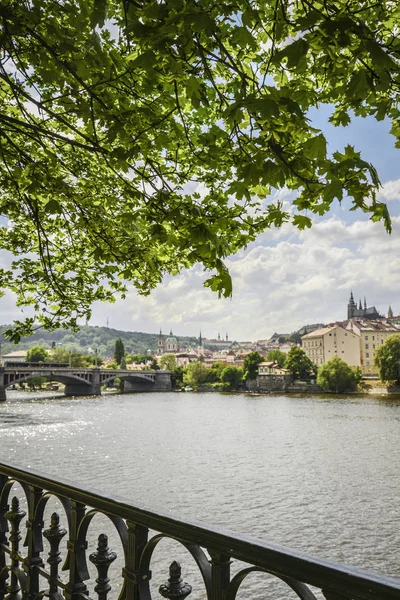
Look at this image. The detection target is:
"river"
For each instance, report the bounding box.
[0,390,399,593]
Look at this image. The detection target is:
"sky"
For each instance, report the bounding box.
[1,107,400,341]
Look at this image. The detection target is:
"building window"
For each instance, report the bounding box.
[365,336,368,340]
[366,353,369,358]
[365,344,369,349]
[372,336,375,340]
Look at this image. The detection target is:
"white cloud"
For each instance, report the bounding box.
[86,216,399,340]
[377,178,400,202]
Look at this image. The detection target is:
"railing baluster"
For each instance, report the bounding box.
[23,485,44,600]
[43,513,67,600]
[63,501,88,600]
[0,475,9,600]
[123,521,150,600]
[89,534,117,600]
[208,551,231,600]
[159,562,192,600]
[4,497,26,600]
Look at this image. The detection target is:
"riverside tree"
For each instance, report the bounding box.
[317,357,361,393]
[375,335,400,384]
[220,366,243,391]
[285,347,316,380]
[1,1,397,341]
[243,352,265,380]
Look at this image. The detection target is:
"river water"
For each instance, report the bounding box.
[0,390,399,594]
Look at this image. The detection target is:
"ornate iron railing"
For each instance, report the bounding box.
[0,461,399,600]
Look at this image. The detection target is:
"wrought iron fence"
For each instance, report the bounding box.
[0,461,399,600]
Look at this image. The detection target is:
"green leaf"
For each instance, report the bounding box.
[302,134,327,160]
[90,0,107,28]
[292,215,312,230]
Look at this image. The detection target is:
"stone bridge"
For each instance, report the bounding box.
[0,366,172,401]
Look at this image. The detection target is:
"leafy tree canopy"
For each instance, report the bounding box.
[243,351,265,380]
[114,338,125,364]
[375,335,400,383]
[285,346,316,379]
[317,357,360,393]
[26,345,48,362]
[1,0,396,340]
[220,366,243,390]
[183,361,210,387]
[266,349,287,367]
[159,353,177,371]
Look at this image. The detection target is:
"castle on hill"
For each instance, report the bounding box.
[347,291,382,320]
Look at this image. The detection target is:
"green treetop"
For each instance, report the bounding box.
[114,338,125,365]
[285,346,316,379]
[266,349,287,368]
[317,357,361,393]
[159,353,177,371]
[375,335,400,384]
[243,351,265,380]
[26,346,48,363]
[0,1,396,340]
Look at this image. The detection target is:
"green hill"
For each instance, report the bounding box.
[0,325,199,358]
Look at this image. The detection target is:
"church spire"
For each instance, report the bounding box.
[388,306,393,318]
[199,330,202,347]
[364,297,367,310]
[359,299,362,310]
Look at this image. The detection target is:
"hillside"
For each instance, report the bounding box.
[0,325,199,358]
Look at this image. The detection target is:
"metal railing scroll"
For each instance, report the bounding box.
[0,461,399,600]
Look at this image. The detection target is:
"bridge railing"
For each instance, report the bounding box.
[0,461,399,600]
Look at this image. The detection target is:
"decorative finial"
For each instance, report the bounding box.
[159,562,192,600]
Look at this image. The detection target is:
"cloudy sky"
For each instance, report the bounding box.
[1,107,399,341]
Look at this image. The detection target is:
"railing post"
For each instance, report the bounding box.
[23,486,44,600]
[89,534,116,600]
[0,475,9,600]
[63,501,88,600]
[123,521,150,600]
[4,497,26,600]
[208,551,231,600]
[43,513,67,600]
[159,562,192,600]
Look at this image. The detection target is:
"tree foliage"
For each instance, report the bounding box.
[317,357,360,393]
[266,349,287,367]
[285,346,316,379]
[114,338,125,365]
[26,346,48,362]
[183,361,210,387]
[220,366,243,390]
[0,0,396,340]
[159,353,177,371]
[243,351,265,380]
[375,335,400,383]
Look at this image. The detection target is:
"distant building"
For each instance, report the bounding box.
[347,292,382,320]
[302,325,361,367]
[203,333,231,349]
[258,361,289,375]
[2,350,28,365]
[157,329,179,355]
[346,319,400,373]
